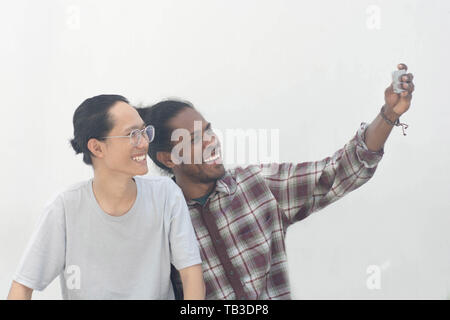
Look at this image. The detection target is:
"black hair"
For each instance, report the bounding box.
[136,99,194,174]
[70,94,129,165]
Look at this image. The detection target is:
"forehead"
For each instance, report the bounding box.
[108,101,144,132]
[168,107,207,132]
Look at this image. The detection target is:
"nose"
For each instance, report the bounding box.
[137,133,150,150]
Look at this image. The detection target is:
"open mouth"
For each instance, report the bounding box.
[132,154,147,162]
[203,148,222,164]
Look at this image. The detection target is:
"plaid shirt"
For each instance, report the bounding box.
[171,122,384,299]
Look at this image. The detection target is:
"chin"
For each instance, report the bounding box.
[135,167,149,176]
[216,165,226,176]
[124,166,148,177]
[129,159,149,176]
[205,165,226,181]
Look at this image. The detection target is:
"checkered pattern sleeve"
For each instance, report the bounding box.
[259,122,384,227]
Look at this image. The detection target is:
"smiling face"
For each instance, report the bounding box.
[91,101,149,177]
[165,107,226,183]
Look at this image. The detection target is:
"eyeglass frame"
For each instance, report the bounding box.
[100,125,155,146]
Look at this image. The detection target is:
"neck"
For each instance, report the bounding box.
[92,166,137,216]
[174,174,216,201]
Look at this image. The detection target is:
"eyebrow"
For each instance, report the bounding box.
[191,122,211,137]
[123,123,146,133]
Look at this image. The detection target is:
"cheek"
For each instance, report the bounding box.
[173,142,202,164]
[107,145,132,165]
[180,163,202,176]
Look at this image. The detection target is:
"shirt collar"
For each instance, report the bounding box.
[172,171,236,206]
[214,170,237,196]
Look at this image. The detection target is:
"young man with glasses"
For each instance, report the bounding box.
[7,94,205,300]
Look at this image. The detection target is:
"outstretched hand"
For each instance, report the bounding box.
[384,63,415,116]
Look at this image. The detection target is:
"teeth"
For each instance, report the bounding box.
[132,155,146,162]
[204,152,220,163]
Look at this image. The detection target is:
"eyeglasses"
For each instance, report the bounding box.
[101,125,155,146]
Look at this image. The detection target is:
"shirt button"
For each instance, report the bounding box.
[229,270,234,276]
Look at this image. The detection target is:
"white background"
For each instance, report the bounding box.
[1,0,449,299]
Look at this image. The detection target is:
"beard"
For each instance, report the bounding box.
[181,163,226,184]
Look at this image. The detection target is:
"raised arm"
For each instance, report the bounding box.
[260,63,414,227]
[261,122,384,227]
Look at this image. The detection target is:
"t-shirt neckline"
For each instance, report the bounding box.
[88,177,141,222]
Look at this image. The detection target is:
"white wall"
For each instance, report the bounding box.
[1,0,449,299]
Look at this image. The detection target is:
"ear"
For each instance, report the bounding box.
[157,151,176,170]
[87,138,106,160]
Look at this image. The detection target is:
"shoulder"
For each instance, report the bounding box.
[226,164,264,183]
[135,175,178,189]
[44,180,90,207]
[135,175,183,197]
[56,180,91,206]
[136,176,187,220]
[36,180,90,223]
[228,163,292,181]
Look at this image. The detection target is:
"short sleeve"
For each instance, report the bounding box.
[13,195,66,291]
[167,182,202,271]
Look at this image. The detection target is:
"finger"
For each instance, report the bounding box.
[386,84,394,94]
[401,73,413,82]
[405,82,415,93]
[400,81,415,91]
[401,90,412,100]
[398,63,408,71]
[402,73,413,82]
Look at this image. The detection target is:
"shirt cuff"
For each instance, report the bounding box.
[355,122,384,169]
[173,257,203,271]
[13,273,46,291]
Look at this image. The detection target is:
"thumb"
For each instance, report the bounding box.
[400,90,412,101]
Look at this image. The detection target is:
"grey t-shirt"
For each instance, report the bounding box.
[13,176,202,299]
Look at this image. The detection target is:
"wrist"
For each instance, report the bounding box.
[382,105,401,123]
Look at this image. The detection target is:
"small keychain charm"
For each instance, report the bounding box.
[392,69,407,94]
